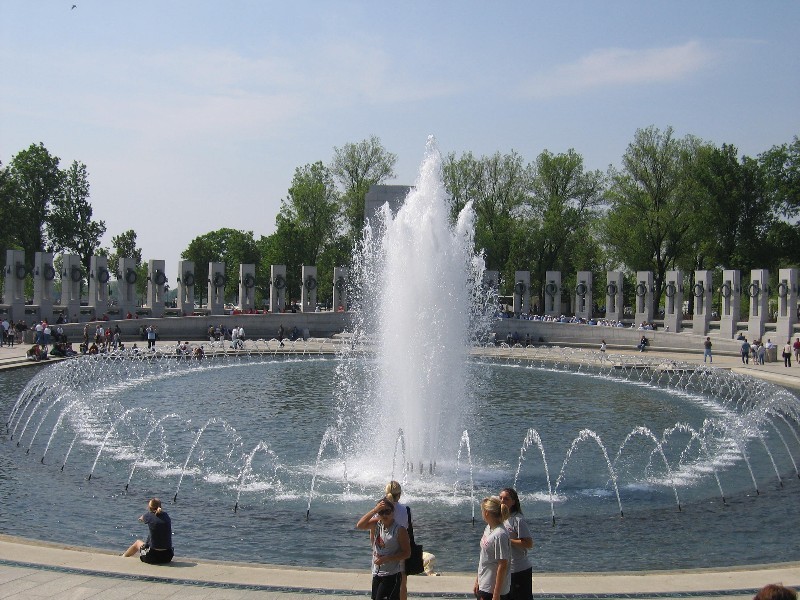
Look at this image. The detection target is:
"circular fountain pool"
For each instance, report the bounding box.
[3,349,799,573]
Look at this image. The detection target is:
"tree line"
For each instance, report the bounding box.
[2,128,798,311]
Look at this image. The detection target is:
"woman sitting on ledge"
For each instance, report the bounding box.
[123,497,174,564]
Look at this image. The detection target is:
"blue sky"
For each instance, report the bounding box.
[1,1,798,278]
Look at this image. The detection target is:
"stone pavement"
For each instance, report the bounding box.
[1,339,799,598]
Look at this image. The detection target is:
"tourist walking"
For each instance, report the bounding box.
[794,338,800,363]
[123,497,174,564]
[783,340,793,367]
[741,338,750,364]
[499,488,533,600]
[474,496,511,600]
[703,337,712,363]
[356,496,410,600]
[599,340,607,363]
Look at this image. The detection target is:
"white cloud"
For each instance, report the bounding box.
[521,41,718,98]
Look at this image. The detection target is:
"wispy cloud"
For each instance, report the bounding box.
[521,41,717,98]
[0,39,461,143]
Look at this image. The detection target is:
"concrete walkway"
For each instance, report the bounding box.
[1,340,799,598]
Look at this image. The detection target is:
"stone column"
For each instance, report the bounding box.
[719,269,740,339]
[301,265,318,312]
[208,262,226,316]
[33,252,55,323]
[88,255,110,318]
[747,269,769,341]
[663,270,684,332]
[116,258,138,318]
[176,260,195,315]
[146,259,167,318]
[543,271,561,316]
[692,270,713,336]
[575,271,592,320]
[605,271,624,322]
[61,254,83,323]
[333,267,349,311]
[269,265,286,313]
[513,271,530,315]
[238,264,255,311]
[4,249,26,322]
[776,268,798,343]
[634,271,654,325]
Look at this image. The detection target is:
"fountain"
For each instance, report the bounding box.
[2,139,800,573]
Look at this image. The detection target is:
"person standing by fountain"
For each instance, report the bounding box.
[499,488,533,600]
[122,497,174,564]
[356,496,410,600]
[474,496,511,600]
[783,340,793,367]
[703,337,713,363]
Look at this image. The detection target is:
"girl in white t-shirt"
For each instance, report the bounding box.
[474,496,511,600]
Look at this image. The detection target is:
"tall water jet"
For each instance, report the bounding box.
[343,136,491,476]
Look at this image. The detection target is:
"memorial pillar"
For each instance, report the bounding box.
[747,269,769,341]
[33,252,56,323]
[61,254,83,323]
[88,255,110,319]
[605,271,624,322]
[208,262,225,316]
[301,265,317,312]
[4,249,26,322]
[146,259,167,318]
[238,263,255,311]
[776,268,799,343]
[116,258,138,318]
[634,271,654,326]
[543,271,561,316]
[513,271,530,315]
[663,270,684,332]
[719,269,740,339]
[575,271,592,320]
[333,267,349,312]
[269,265,286,313]
[692,270,713,336]
[176,260,195,315]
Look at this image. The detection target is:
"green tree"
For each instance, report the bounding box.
[331,135,397,240]
[0,162,19,272]
[45,161,106,272]
[520,149,605,308]
[107,229,143,268]
[760,136,800,219]
[283,162,341,265]
[602,126,700,312]
[181,228,260,303]
[443,150,531,286]
[8,143,63,266]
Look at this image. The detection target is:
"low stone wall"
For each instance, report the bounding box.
[493,319,748,355]
[54,312,352,343]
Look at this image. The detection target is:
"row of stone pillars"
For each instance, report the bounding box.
[1,250,349,323]
[484,268,800,340]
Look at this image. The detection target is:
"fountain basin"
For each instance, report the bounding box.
[3,349,799,572]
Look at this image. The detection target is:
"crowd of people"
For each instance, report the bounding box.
[118,483,796,600]
[352,481,533,600]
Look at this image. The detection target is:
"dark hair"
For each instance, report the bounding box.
[754,584,797,600]
[500,487,522,514]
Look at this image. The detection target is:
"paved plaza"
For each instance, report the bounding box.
[1,340,799,599]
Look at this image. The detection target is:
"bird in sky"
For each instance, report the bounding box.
[71,4,77,9]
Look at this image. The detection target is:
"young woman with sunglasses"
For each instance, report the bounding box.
[357,496,411,600]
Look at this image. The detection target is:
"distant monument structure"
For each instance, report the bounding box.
[364,185,412,223]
